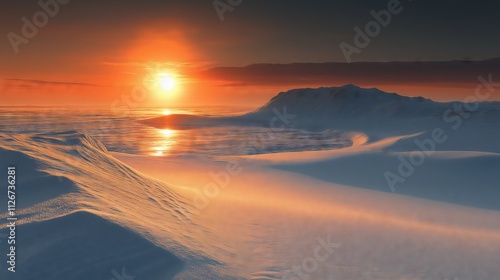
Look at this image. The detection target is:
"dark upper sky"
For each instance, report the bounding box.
[1,0,500,105]
[3,0,500,64]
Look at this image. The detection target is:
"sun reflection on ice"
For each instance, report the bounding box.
[160,129,175,137]
[151,129,177,156]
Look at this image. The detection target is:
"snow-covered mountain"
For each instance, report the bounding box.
[146,84,500,130]
[254,84,500,120]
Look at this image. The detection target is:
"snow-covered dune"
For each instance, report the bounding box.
[0,131,231,280]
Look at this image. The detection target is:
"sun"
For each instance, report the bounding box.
[158,73,175,90]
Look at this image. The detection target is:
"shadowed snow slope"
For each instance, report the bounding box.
[262,134,500,210]
[2,211,183,280]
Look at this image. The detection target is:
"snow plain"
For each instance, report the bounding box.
[1,85,500,279]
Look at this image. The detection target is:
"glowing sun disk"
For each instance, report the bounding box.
[158,74,175,90]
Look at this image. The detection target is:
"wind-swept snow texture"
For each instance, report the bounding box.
[0,131,231,280]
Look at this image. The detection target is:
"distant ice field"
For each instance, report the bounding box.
[0,106,352,157]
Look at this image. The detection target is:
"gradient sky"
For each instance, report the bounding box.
[1,0,500,107]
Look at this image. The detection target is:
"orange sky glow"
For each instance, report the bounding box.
[1,1,499,108]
